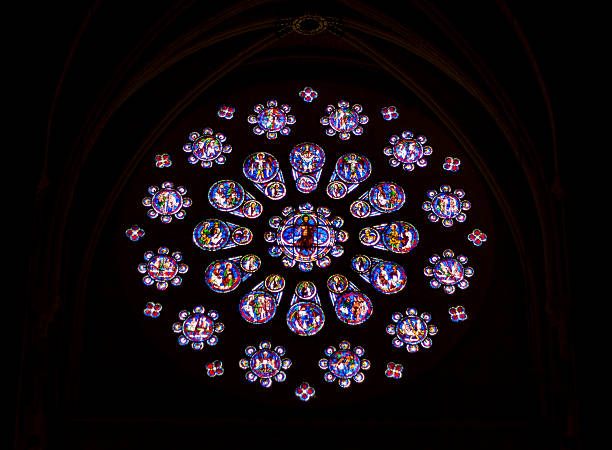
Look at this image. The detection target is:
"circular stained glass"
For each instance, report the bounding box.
[381,221,418,253]
[329,108,359,132]
[243,152,279,183]
[287,302,325,336]
[205,260,242,292]
[335,292,372,325]
[257,108,287,132]
[370,261,406,294]
[396,316,428,344]
[209,180,244,211]
[335,154,371,183]
[148,256,178,281]
[369,182,405,213]
[152,189,183,215]
[232,227,253,245]
[434,259,464,285]
[250,349,281,378]
[193,219,230,251]
[239,291,277,324]
[393,139,423,163]
[433,193,462,219]
[278,213,334,263]
[290,143,325,173]
[182,314,214,341]
[328,349,361,378]
[327,181,347,199]
[192,136,222,161]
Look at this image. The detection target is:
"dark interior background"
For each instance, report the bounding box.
[18,1,582,449]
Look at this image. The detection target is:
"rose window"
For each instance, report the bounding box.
[120,84,491,406]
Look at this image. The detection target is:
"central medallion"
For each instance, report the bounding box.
[264,203,348,272]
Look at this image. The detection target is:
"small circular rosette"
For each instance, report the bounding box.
[247,99,295,139]
[183,127,231,168]
[320,100,368,140]
[138,247,188,290]
[239,341,292,388]
[295,382,315,401]
[383,130,432,171]
[386,308,438,353]
[319,340,370,388]
[422,185,471,227]
[142,181,191,223]
[424,249,474,294]
[172,306,224,350]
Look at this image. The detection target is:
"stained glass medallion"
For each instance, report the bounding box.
[424,249,474,294]
[286,281,325,336]
[142,182,192,223]
[320,100,368,140]
[208,180,263,219]
[386,308,438,353]
[137,247,188,290]
[183,127,231,167]
[193,219,252,251]
[350,182,405,218]
[326,153,371,199]
[423,185,471,227]
[290,142,325,193]
[243,152,287,200]
[204,254,260,293]
[239,341,292,387]
[383,130,432,171]
[265,203,347,272]
[247,99,295,139]
[359,221,419,254]
[327,274,373,325]
[352,254,407,294]
[239,274,285,324]
[319,340,370,388]
[172,306,224,350]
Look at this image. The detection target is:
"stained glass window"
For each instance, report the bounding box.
[120,83,491,405]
